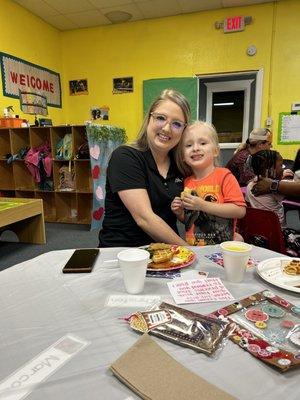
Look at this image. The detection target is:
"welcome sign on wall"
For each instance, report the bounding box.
[0,52,61,108]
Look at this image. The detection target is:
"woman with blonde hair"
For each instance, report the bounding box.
[99,89,191,247]
[226,128,272,186]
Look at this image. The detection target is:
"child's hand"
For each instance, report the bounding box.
[171,196,184,216]
[182,193,204,211]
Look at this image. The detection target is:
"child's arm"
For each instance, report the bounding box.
[171,196,185,222]
[182,194,246,219]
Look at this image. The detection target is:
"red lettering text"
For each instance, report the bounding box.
[19,74,26,85]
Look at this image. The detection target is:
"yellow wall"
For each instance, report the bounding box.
[270,0,300,159]
[0,0,299,159]
[0,0,64,125]
[61,2,273,141]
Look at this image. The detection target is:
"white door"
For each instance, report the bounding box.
[198,70,263,160]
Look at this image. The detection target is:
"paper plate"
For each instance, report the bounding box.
[146,245,196,272]
[256,257,300,294]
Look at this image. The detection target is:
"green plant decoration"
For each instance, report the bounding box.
[86,124,127,143]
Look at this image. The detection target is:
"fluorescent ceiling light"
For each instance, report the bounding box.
[213,102,234,106]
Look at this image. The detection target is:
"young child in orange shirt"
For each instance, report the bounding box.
[171,121,246,246]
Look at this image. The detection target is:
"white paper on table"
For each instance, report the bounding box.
[167,277,234,304]
[106,294,161,308]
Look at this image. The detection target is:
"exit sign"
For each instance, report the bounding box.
[224,16,245,33]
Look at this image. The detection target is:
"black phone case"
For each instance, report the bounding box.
[62,249,99,273]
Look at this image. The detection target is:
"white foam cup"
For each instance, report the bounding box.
[117,248,150,294]
[220,241,252,283]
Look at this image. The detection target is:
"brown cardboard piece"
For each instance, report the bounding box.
[110,334,236,400]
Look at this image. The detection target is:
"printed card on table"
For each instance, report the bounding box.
[167,277,234,305]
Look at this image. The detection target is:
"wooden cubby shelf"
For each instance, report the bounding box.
[0,125,92,224]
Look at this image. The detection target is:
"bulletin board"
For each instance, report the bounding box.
[143,78,198,120]
[277,112,300,145]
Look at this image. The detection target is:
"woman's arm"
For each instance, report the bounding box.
[119,188,187,245]
[182,194,246,219]
[252,177,300,197]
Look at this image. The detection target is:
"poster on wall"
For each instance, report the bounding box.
[19,91,48,116]
[69,79,88,95]
[113,77,133,94]
[277,112,300,145]
[90,105,109,120]
[0,52,61,108]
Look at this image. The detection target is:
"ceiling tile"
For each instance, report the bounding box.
[12,0,276,30]
[43,14,79,30]
[137,0,181,19]
[178,0,222,13]
[43,0,94,14]
[13,0,60,17]
[89,0,134,7]
[101,3,144,22]
[66,10,111,28]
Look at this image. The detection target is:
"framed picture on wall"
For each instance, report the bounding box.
[69,79,88,95]
[113,77,133,94]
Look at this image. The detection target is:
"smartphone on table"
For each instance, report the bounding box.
[62,248,100,273]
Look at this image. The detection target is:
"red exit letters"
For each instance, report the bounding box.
[224,16,245,33]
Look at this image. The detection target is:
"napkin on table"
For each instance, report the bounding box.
[110,333,235,400]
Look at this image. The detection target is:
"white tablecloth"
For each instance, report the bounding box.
[0,245,299,400]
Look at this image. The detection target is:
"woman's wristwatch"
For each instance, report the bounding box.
[270,179,279,193]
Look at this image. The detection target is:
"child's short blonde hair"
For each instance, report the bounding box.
[175,121,220,177]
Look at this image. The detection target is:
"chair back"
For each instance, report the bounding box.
[237,207,287,255]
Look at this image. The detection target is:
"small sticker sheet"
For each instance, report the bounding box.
[211,291,300,372]
[106,294,161,308]
[167,277,234,304]
[205,252,258,268]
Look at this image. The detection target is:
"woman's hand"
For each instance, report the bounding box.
[251,177,272,196]
[171,196,183,215]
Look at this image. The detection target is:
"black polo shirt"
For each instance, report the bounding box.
[99,145,183,247]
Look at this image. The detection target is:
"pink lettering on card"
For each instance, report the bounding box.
[167,278,234,305]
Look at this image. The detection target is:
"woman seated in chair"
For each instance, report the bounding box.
[247,150,300,257]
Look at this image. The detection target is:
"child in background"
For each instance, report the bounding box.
[171,121,246,246]
[293,149,300,181]
[247,149,300,256]
[247,150,285,224]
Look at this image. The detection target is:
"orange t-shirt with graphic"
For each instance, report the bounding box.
[184,167,245,246]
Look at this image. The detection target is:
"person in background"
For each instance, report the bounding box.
[171,121,246,246]
[247,150,299,256]
[226,128,273,186]
[247,150,285,225]
[252,148,300,198]
[98,89,190,247]
[292,149,300,181]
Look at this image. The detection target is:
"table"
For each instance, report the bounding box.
[0,197,46,244]
[0,246,299,400]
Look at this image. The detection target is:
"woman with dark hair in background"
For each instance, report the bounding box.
[226,128,272,186]
[99,89,191,247]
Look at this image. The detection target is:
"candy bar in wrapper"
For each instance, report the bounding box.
[129,302,233,356]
